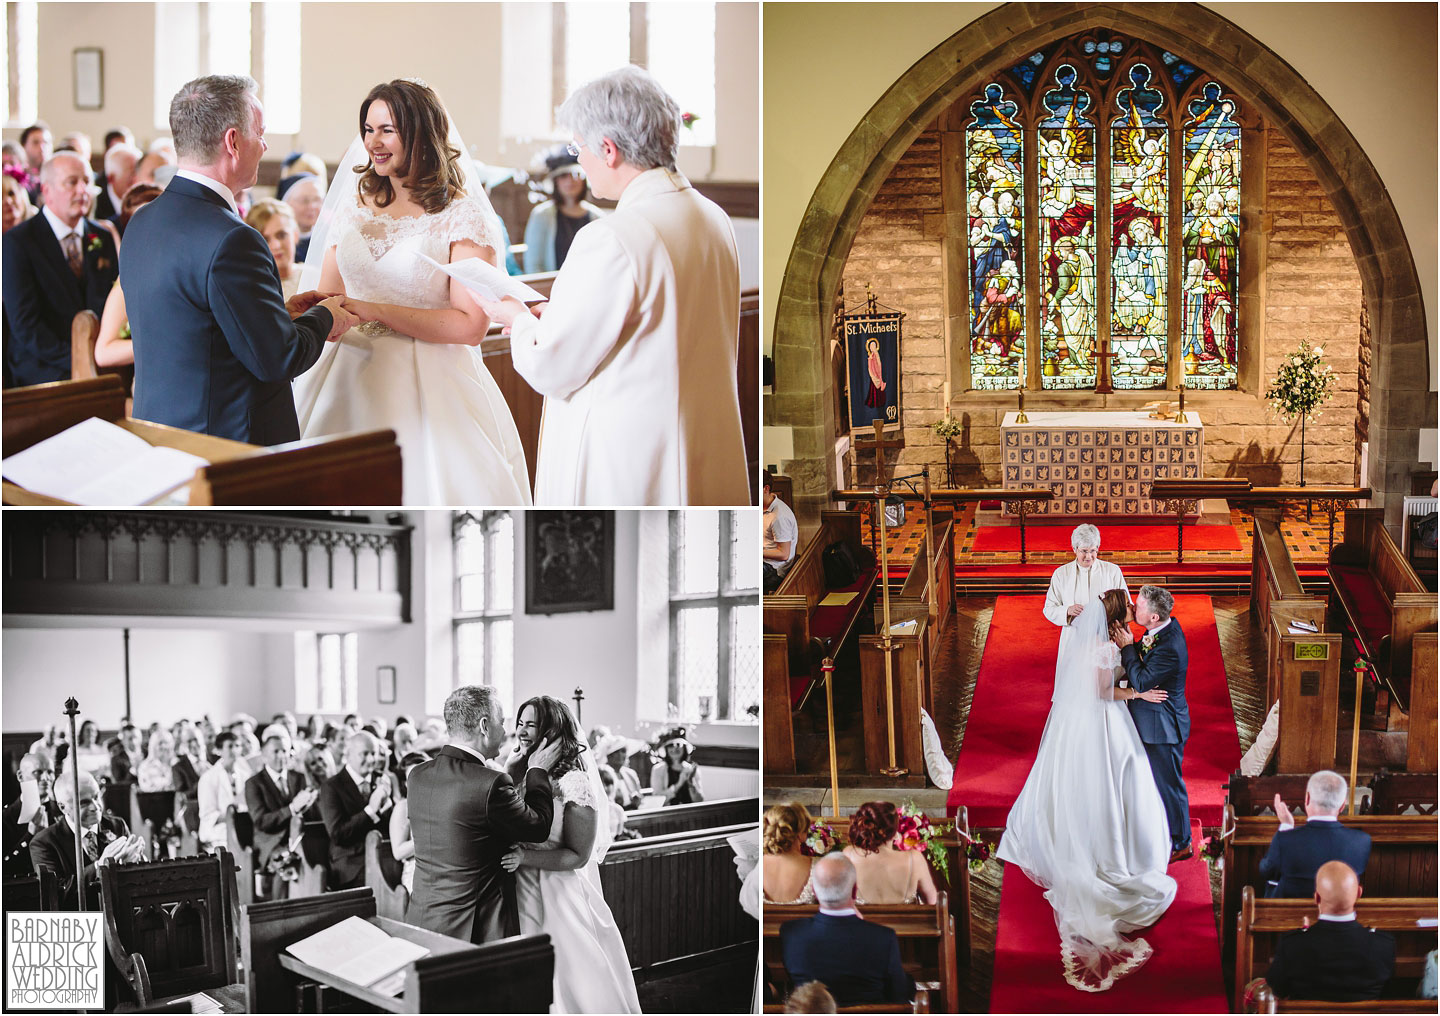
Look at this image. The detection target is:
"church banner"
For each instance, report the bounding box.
[843,311,903,433]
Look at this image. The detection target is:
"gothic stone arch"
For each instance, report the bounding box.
[772,1,1430,531]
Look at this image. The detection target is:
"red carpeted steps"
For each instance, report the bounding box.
[990,818,1227,1012]
[972,523,1242,553]
[947,594,1240,826]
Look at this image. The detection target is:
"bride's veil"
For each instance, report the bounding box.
[297,89,506,293]
[1030,597,1155,990]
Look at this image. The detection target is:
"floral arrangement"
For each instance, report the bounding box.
[85,233,104,253]
[1264,338,1336,424]
[932,415,963,441]
[802,819,838,857]
[894,802,956,879]
[266,846,303,883]
[680,112,701,130]
[1203,813,1236,870]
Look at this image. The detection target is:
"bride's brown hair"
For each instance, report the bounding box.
[356,79,467,214]
[1101,588,1131,628]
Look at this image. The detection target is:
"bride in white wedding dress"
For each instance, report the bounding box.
[294,79,531,505]
[501,696,641,1014]
[998,587,1178,992]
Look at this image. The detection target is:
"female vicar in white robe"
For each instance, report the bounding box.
[1043,524,1130,660]
[479,65,749,507]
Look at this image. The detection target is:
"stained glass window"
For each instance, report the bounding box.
[1037,65,1098,390]
[1110,63,1168,389]
[965,83,1026,391]
[1181,81,1241,389]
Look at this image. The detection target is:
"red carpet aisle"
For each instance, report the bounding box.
[989,819,1228,1013]
[946,595,1240,826]
[972,523,1241,553]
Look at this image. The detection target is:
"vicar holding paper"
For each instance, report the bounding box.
[1042,524,1130,659]
[479,66,749,507]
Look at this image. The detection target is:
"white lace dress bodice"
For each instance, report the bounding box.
[515,764,640,1013]
[292,195,532,506]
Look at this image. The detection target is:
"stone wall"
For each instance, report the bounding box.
[839,125,1365,489]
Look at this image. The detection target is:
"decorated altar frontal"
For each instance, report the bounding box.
[1001,410,1203,517]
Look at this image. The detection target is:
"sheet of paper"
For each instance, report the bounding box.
[285,915,392,974]
[416,250,547,303]
[819,592,857,607]
[0,417,207,505]
[328,936,430,989]
[889,619,919,634]
[174,992,223,1013]
[727,830,759,862]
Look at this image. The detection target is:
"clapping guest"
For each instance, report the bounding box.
[137,730,178,792]
[173,721,209,833]
[650,727,704,806]
[244,199,301,299]
[30,771,145,910]
[4,753,58,877]
[245,729,318,872]
[320,731,393,889]
[196,731,251,852]
[842,801,938,905]
[1261,770,1372,898]
[763,802,817,904]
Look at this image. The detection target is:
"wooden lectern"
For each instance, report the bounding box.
[3,376,403,505]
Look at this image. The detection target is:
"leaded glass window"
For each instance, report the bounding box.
[966,84,1025,390]
[1181,81,1241,389]
[1110,63,1168,388]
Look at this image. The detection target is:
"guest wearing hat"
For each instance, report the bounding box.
[596,733,643,809]
[522,144,605,273]
[649,727,704,806]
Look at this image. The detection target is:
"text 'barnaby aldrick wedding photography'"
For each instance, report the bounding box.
[6,912,104,1010]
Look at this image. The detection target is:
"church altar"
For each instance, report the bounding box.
[1001,411,1204,517]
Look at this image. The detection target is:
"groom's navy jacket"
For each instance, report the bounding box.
[120,176,331,445]
[404,746,554,944]
[1259,819,1372,898]
[1120,618,1191,744]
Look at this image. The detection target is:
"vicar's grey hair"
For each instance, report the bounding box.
[170,74,258,164]
[1307,770,1348,813]
[1071,524,1101,552]
[1138,584,1174,621]
[443,685,501,738]
[811,851,858,907]
[557,65,680,172]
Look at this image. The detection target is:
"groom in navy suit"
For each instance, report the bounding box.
[1116,583,1193,861]
[121,74,355,445]
[2,152,119,386]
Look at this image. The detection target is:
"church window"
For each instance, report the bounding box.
[453,510,515,718]
[965,83,1027,390]
[295,632,358,715]
[1181,82,1242,390]
[4,3,39,128]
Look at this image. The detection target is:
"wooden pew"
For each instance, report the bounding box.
[364,829,409,921]
[225,805,255,908]
[599,822,756,977]
[1220,806,1439,973]
[1409,632,1436,772]
[243,887,554,1014]
[1269,614,1343,773]
[1328,508,1437,712]
[3,869,58,911]
[1225,773,1323,817]
[814,809,974,971]
[1364,770,1439,816]
[2,376,403,505]
[1252,509,1330,707]
[764,510,878,775]
[623,796,759,839]
[1238,888,1437,1013]
[763,894,959,1014]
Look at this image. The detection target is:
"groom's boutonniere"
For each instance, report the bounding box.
[1140,633,1157,656]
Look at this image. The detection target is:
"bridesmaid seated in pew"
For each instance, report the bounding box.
[842,801,938,906]
[763,802,817,904]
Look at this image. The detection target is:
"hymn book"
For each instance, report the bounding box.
[285,916,430,997]
[0,417,208,505]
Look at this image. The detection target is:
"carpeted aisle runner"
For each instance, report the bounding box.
[947,594,1240,826]
[989,819,1228,1012]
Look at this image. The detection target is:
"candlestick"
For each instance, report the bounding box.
[1015,384,1029,423]
[1175,382,1188,423]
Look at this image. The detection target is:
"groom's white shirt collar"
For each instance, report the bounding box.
[1145,618,1172,636]
[175,169,239,216]
[447,742,487,762]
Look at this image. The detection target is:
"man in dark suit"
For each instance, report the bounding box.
[1115,583,1194,860]
[28,771,146,909]
[406,685,561,944]
[1263,860,1394,1001]
[3,753,61,877]
[320,730,392,889]
[121,74,355,444]
[2,151,119,386]
[1260,769,1372,898]
[245,728,318,871]
[779,852,914,1007]
[95,142,140,226]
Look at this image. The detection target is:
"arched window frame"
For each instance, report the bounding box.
[952,31,1262,397]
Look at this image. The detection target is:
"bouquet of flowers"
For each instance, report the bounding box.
[932,415,962,441]
[894,802,955,880]
[1264,338,1336,424]
[802,819,838,857]
[1203,813,1236,871]
[266,846,303,883]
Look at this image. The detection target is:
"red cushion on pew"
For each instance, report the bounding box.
[1332,564,1393,649]
[809,566,878,643]
[790,675,809,708]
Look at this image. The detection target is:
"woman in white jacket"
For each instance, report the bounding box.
[1043,524,1129,661]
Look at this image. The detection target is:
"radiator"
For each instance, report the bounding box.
[1402,494,1437,557]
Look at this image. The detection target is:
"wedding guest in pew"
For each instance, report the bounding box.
[764,802,817,904]
[522,144,606,273]
[29,771,146,909]
[137,730,178,791]
[2,173,35,234]
[72,720,109,780]
[197,731,250,852]
[763,469,799,592]
[650,726,704,806]
[245,199,301,299]
[391,721,418,768]
[245,728,318,876]
[173,721,208,833]
[119,723,144,774]
[596,767,637,841]
[785,981,838,1014]
[387,750,430,894]
[843,801,939,905]
[29,725,65,761]
[1261,769,1372,898]
[3,753,58,877]
[320,730,392,889]
[779,852,915,1008]
[104,736,132,784]
[1261,860,1395,1002]
[595,733,642,809]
